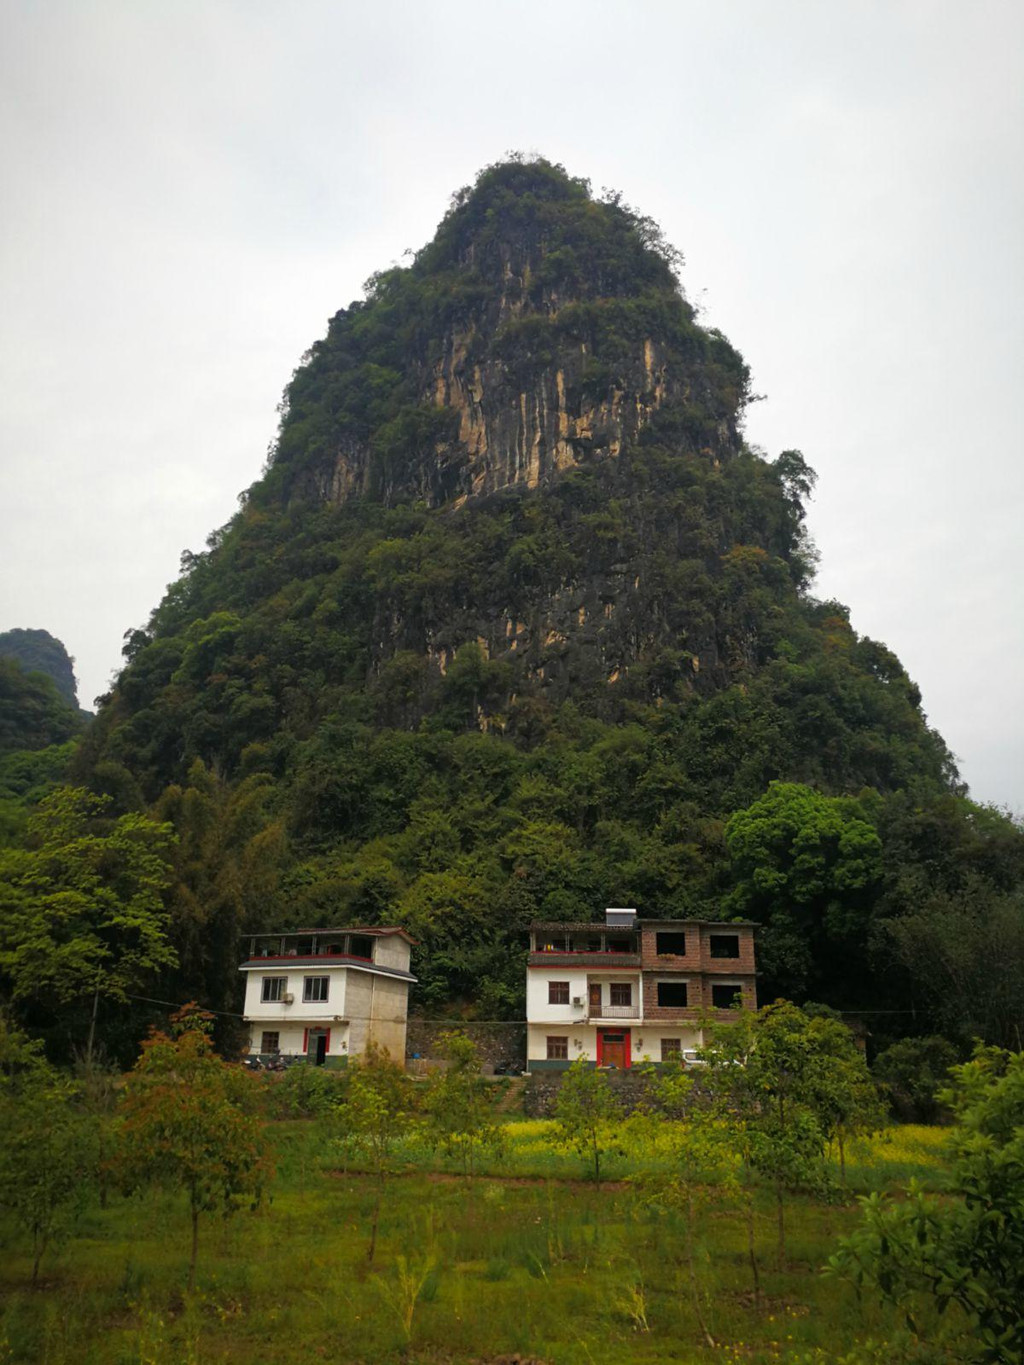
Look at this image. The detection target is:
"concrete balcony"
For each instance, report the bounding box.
[590,1003,641,1020]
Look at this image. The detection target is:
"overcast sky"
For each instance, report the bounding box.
[1,0,1021,811]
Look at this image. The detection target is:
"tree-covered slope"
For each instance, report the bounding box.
[76,158,1012,1029]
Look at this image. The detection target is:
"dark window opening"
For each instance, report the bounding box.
[349,935,374,960]
[548,981,570,1004]
[609,983,632,1007]
[546,1036,568,1060]
[657,982,689,1007]
[712,984,742,1009]
[303,976,329,1003]
[709,934,740,959]
[656,932,687,956]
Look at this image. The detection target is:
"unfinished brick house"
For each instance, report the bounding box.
[525,907,757,1071]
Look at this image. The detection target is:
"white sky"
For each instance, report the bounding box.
[1,0,1021,811]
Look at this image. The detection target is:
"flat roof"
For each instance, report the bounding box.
[529,919,759,931]
[247,926,417,944]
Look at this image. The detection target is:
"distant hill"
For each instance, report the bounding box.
[0,628,81,709]
[0,656,84,756]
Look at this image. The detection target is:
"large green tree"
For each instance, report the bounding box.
[725,782,883,1001]
[0,787,177,1058]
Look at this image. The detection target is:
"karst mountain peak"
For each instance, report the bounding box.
[267,157,748,511]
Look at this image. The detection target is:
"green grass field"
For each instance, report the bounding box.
[0,1121,958,1365]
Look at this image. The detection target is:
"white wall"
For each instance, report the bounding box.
[525,968,590,1024]
[247,1021,351,1058]
[242,966,348,1022]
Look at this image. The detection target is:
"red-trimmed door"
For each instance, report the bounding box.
[598,1030,631,1068]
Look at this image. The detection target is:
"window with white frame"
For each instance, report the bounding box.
[261,976,287,1002]
[303,976,329,1003]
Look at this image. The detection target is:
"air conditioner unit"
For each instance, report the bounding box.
[572,996,584,1007]
[282,993,295,1005]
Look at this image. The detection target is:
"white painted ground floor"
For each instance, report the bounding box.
[526,1021,703,1070]
[246,1019,349,1067]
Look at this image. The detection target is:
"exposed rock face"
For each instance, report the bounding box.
[280,168,747,511]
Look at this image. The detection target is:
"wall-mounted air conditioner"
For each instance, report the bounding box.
[282,993,295,1004]
[572,996,584,1007]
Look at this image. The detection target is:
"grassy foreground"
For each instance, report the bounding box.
[0,1121,955,1365]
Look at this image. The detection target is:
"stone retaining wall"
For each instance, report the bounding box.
[406,1020,526,1074]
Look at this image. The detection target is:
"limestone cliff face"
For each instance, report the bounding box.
[280,167,747,511]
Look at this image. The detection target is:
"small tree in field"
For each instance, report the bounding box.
[830,1046,1024,1365]
[117,1003,271,1291]
[337,1044,411,1262]
[554,1056,620,1183]
[0,1014,91,1282]
[632,1063,739,1346]
[701,1001,875,1268]
[421,1030,505,1178]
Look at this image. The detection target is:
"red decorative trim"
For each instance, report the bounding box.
[527,963,638,971]
[596,1030,603,1065]
[302,1028,309,1053]
[324,1028,331,1055]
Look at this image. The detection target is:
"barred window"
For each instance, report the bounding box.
[609,983,632,1007]
[546,1036,569,1060]
[260,1032,280,1054]
[661,1038,682,1060]
[548,981,570,1004]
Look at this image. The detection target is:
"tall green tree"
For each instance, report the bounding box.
[0,787,177,1060]
[725,782,883,1001]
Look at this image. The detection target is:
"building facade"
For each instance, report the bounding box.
[240,927,415,1068]
[526,908,757,1071]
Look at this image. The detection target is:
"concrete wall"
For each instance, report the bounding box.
[373,934,412,973]
[367,974,410,1061]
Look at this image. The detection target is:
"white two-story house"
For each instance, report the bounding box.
[240,926,416,1067]
[526,907,757,1071]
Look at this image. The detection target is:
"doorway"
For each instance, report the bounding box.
[588,983,602,1017]
[307,1030,328,1066]
[600,1031,629,1068]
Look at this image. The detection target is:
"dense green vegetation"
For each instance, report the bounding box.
[3,1002,1016,1364]
[0,158,1018,1061]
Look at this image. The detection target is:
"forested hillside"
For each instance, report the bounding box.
[6,157,1018,1054]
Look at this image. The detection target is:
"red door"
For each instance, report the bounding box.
[600,1031,628,1068]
